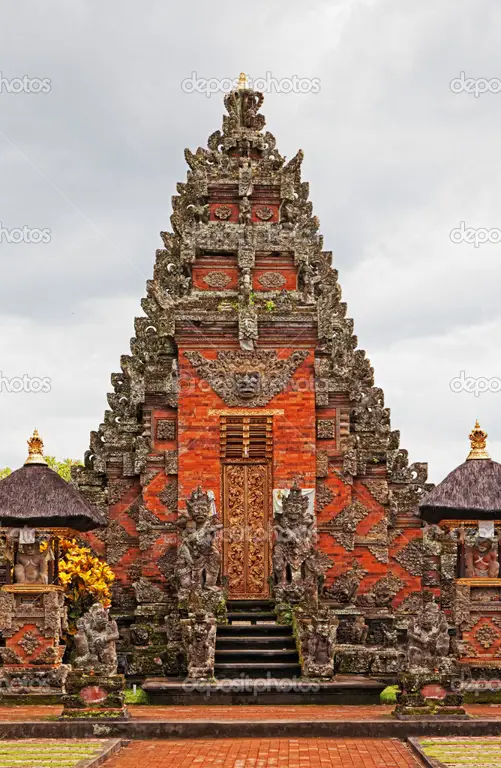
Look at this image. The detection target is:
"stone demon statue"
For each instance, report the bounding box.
[273,482,331,605]
[407,600,450,671]
[297,611,339,678]
[181,610,217,679]
[74,602,119,675]
[176,487,222,598]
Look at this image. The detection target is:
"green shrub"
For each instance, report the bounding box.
[125,687,150,705]
[380,685,400,704]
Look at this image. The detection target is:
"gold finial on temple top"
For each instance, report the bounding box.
[25,429,48,466]
[237,72,249,90]
[466,420,490,460]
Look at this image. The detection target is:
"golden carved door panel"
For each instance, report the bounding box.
[223,463,270,599]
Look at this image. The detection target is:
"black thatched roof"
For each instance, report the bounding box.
[0,464,106,532]
[419,457,501,523]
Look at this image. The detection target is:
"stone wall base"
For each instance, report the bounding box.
[60,671,128,720]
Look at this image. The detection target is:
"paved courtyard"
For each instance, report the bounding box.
[104,738,420,768]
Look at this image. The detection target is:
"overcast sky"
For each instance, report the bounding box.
[1,0,500,482]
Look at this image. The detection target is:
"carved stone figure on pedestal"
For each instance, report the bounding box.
[407,601,450,670]
[465,536,500,578]
[297,611,339,678]
[74,602,119,675]
[239,195,252,225]
[273,482,331,605]
[14,542,50,585]
[238,305,258,351]
[181,610,217,679]
[176,487,222,601]
[349,616,369,645]
[239,267,252,303]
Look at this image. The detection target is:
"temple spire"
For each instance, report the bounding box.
[24,429,47,466]
[237,72,249,90]
[466,420,490,460]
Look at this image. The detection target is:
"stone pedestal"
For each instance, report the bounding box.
[60,671,128,719]
[0,584,69,701]
[393,671,468,719]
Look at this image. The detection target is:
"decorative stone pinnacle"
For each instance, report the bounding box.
[24,428,48,466]
[237,72,249,90]
[466,419,490,460]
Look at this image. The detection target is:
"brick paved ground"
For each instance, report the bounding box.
[0,703,500,721]
[105,738,420,767]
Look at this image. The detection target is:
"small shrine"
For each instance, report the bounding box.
[420,422,501,681]
[394,422,501,718]
[0,431,106,703]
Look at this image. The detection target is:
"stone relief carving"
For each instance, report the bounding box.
[156,419,177,441]
[257,271,286,290]
[184,349,308,408]
[202,272,231,289]
[213,205,232,220]
[255,205,274,221]
[317,419,335,439]
[358,573,404,608]
[323,560,367,604]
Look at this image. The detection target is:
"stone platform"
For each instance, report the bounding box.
[142,675,388,705]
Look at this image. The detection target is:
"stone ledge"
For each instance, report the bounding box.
[3,719,501,740]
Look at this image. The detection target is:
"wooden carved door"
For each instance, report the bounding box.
[222,463,271,599]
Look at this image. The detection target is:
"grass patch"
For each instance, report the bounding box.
[418,737,501,766]
[0,740,105,768]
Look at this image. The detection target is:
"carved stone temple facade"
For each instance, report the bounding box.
[73,80,434,682]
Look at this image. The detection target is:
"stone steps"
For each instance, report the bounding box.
[216,636,296,650]
[214,662,303,679]
[214,600,300,680]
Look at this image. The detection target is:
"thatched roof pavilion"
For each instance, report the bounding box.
[0,430,106,532]
[419,421,501,523]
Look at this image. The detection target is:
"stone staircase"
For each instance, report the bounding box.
[215,599,301,680]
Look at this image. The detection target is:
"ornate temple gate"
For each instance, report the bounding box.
[220,415,273,599]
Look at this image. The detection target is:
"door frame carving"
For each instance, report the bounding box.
[222,460,272,599]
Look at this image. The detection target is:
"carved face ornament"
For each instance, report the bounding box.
[234,371,261,398]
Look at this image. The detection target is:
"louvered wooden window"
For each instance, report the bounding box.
[220,416,273,461]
